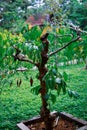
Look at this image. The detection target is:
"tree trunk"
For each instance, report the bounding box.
[37,33,53,130]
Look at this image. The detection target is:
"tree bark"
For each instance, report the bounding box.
[37,33,53,130]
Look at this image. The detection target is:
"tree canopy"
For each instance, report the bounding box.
[62,0,87,30]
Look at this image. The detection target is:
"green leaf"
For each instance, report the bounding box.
[61,80,66,94]
[50,93,56,103]
[68,90,79,98]
[72,91,79,98]
[44,94,49,100]
[52,68,57,76]
[68,90,73,98]
[36,73,39,79]
[49,78,55,90]
[0,35,3,46]
[63,71,68,81]
[31,85,41,95]
[45,78,49,92]
[57,84,62,95]
[46,77,55,90]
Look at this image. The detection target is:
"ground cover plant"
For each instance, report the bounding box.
[0,63,87,130]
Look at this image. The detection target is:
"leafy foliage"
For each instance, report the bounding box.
[0,0,31,30]
[62,0,87,30]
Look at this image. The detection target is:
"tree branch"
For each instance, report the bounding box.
[67,23,87,36]
[13,46,37,66]
[50,32,74,38]
[17,58,37,65]
[48,36,80,57]
[13,54,37,65]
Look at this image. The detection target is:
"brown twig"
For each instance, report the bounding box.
[13,46,37,66]
[16,58,37,65]
[69,26,87,34]
[48,36,80,57]
[50,32,74,38]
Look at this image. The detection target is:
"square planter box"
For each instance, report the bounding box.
[17,111,87,130]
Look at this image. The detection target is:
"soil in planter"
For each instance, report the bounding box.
[28,117,79,130]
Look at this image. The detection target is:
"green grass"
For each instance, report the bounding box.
[0,63,87,130]
[53,63,87,119]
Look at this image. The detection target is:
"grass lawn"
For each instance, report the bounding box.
[0,63,87,130]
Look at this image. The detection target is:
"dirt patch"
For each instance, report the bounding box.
[28,117,79,130]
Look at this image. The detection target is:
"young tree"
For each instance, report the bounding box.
[0,1,83,129]
[12,25,80,130]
